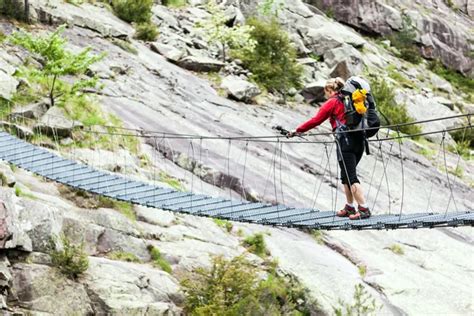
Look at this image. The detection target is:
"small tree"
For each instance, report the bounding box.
[235,18,303,100]
[196,0,256,62]
[389,14,422,64]
[259,0,285,17]
[49,234,89,280]
[112,0,153,23]
[10,25,104,107]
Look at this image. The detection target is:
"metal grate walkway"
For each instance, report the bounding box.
[0,131,472,230]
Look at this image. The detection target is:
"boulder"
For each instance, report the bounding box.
[0,70,18,101]
[0,121,34,140]
[83,257,183,314]
[9,263,93,314]
[151,42,185,63]
[177,56,225,72]
[430,73,454,94]
[33,106,82,138]
[0,163,15,187]
[28,0,133,38]
[221,76,261,102]
[303,24,366,56]
[330,59,364,80]
[301,79,327,103]
[9,100,49,120]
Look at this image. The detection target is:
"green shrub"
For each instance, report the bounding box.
[162,0,187,8]
[334,284,379,316]
[107,251,141,263]
[428,59,474,101]
[181,255,312,315]
[148,245,172,273]
[388,244,404,255]
[235,18,303,99]
[196,0,256,62]
[112,0,153,23]
[370,77,421,136]
[0,0,28,21]
[388,14,422,64]
[243,233,268,257]
[213,218,233,232]
[9,25,104,107]
[135,22,159,41]
[49,234,89,279]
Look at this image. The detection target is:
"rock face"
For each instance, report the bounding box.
[34,106,82,138]
[305,0,474,76]
[0,0,473,315]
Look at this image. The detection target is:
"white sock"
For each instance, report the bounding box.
[347,203,355,208]
[359,203,368,208]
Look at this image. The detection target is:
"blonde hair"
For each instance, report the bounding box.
[325,77,345,93]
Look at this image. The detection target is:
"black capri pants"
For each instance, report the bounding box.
[336,131,365,185]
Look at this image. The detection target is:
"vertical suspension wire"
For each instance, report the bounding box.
[444,123,469,215]
[278,141,285,206]
[335,135,356,218]
[272,139,280,207]
[262,143,278,199]
[241,140,249,201]
[199,137,204,196]
[425,132,446,213]
[310,142,330,209]
[226,138,234,217]
[334,141,339,214]
[372,134,394,215]
[395,127,405,218]
[189,139,196,209]
[365,141,379,204]
[441,130,459,215]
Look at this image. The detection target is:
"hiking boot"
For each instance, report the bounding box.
[337,204,356,217]
[349,206,371,220]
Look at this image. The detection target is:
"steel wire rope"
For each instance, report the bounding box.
[278,141,285,206]
[80,113,472,140]
[441,131,459,214]
[396,127,405,218]
[372,131,395,215]
[444,122,469,215]
[241,141,250,201]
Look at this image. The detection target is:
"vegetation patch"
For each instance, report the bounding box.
[213,218,233,232]
[159,171,183,191]
[333,284,379,316]
[428,60,474,102]
[148,245,172,273]
[369,77,421,136]
[387,244,404,255]
[135,21,159,41]
[162,0,188,8]
[107,251,141,263]
[242,233,268,257]
[58,185,136,220]
[234,17,303,100]
[181,255,317,315]
[111,0,153,23]
[14,184,36,199]
[49,234,89,279]
[387,14,423,64]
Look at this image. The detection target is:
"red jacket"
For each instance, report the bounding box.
[296,95,346,133]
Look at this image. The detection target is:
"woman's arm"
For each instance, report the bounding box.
[295,99,334,133]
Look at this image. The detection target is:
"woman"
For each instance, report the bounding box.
[288,77,371,220]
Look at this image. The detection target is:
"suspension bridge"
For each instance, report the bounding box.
[0,113,472,230]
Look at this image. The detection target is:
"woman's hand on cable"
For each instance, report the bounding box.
[287,130,301,138]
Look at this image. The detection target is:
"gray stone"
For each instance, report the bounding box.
[151,42,185,62]
[9,100,49,120]
[136,206,176,227]
[301,79,327,103]
[83,257,183,314]
[9,263,93,314]
[0,163,15,187]
[0,121,34,140]
[0,69,18,101]
[0,255,11,288]
[430,73,454,94]
[34,106,82,138]
[28,0,133,38]
[152,5,180,29]
[330,59,364,80]
[221,76,261,102]
[324,44,363,69]
[177,56,225,72]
